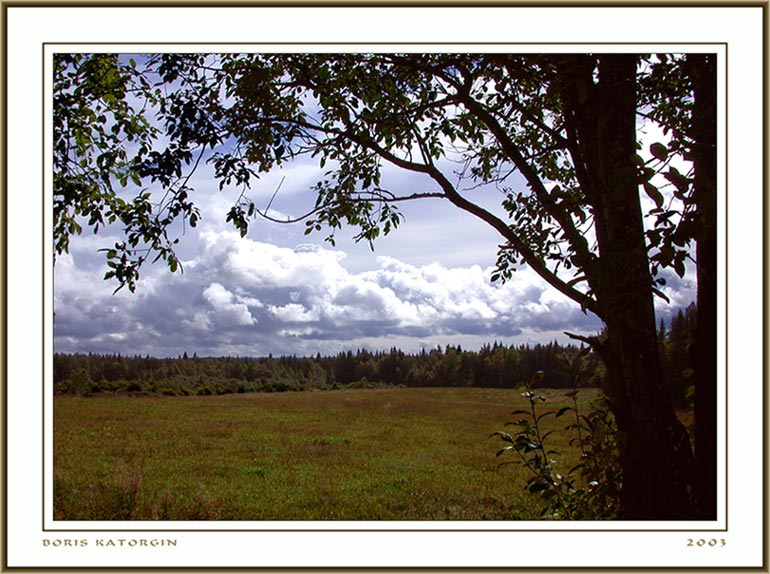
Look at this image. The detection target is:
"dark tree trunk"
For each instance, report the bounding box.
[687,53,718,520]
[557,54,698,519]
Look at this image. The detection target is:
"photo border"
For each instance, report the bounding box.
[4,2,766,570]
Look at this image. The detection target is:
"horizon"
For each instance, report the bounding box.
[53,334,596,362]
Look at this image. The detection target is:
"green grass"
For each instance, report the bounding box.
[54,387,605,521]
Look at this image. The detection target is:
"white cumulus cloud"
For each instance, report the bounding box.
[202,282,258,327]
[53,229,697,358]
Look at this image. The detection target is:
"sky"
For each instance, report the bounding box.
[52,61,697,359]
[53,157,696,359]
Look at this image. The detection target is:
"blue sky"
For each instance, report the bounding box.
[52,57,697,359]
[53,160,695,359]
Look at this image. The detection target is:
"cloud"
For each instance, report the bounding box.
[54,229,695,358]
[268,302,318,323]
[202,282,258,326]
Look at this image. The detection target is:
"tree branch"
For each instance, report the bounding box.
[424,163,599,315]
[564,331,602,347]
[332,116,599,315]
[452,88,598,276]
[247,106,599,315]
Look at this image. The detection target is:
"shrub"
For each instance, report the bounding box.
[125,381,143,393]
[492,368,621,520]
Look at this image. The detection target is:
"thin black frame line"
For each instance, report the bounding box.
[757,2,769,570]
[38,531,734,538]
[43,527,729,533]
[722,41,729,534]
[6,1,770,8]
[44,41,730,46]
[42,38,48,542]
[42,45,730,533]
[44,46,729,535]
[66,569,768,572]
[763,4,769,571]
[1,2,9,572]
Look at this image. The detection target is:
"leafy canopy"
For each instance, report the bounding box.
[54,53,697,307]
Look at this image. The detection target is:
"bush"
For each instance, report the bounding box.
[492,367,621,520]
[125,381,143,393]
[263,380,297,393]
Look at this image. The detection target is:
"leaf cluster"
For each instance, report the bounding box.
[492,351,621,519]
[54,54,222,291]
[637,54,713,282]
[54,53,709,300]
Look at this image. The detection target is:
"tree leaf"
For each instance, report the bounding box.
[643,181,664,208]
[649,142,668,161]
[490,431,514,444]
[496,445,514,457]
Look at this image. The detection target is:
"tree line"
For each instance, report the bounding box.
[55,341,596,396]
[55,308,696,401]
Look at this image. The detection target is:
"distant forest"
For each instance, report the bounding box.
[55,305,696,406]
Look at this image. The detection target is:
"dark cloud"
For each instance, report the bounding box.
[54,231,691,357]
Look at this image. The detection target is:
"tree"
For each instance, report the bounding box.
[54,53,717,519]
[639,53,718,519]
[688,54,718,521]
[663,306,696,408]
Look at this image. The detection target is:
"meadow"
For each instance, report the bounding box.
[54,386,609,521]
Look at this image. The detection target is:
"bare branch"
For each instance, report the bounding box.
[564,331,602,347]
[264,176,286,215]
[355,189,445,202]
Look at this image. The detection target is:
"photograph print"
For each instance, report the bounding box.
[52,51,718,523]
[3,2,765,568]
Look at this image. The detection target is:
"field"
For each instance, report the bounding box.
[54,387,608,521]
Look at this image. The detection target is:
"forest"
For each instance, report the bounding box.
[55,304,696,403]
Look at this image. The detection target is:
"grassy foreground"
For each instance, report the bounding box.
[54,387,606,521]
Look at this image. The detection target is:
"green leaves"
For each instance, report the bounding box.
[55,52,702,305]
[54,54,231,292]
[225,205,249,238]
[663,166,691,198]
[210,152,258,191]
[649,142,668,162]
[493,366,621,520]
[643,181,665,208]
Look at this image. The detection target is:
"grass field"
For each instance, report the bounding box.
[54,386,609,521]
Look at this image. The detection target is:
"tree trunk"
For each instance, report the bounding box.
[558,54,698,519]
[687,53,718,520]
